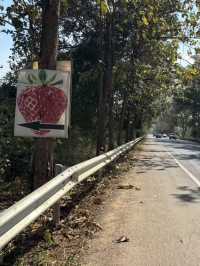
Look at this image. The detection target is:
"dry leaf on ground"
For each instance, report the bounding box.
[113,236,130,243]
[117,184,134,189]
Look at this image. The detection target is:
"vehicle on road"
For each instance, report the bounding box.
[169,133,177,140]
[155,133,162,138]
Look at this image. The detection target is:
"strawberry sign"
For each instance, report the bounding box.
[14,69,70,138]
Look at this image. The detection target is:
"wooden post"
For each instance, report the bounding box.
[32,0,60,189]
[32,61,38,70]
[53,164,66,226]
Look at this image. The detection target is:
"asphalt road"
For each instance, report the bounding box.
[82,137,200,266]
[156,137,200,188]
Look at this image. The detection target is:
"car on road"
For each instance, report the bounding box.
[155,133,162,138]
[169,133,177,140]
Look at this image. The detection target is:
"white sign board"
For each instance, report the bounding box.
[14,69,71,138]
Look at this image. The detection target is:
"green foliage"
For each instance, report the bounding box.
[0,0,199,179]
[56,126,96,166]
[96,0,110,14]
[5,0,42,72]
[0,95,32,182]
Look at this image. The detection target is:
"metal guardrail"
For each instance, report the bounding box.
[0,137,143,250]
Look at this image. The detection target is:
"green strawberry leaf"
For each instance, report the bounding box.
[27,74,33,84]
[46,73,57,84]
[18,80,29,85]
[31,74,37,81]
[39,70,47,84]
[51,80,63,86]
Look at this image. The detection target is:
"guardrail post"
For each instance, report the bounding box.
[53,164,66,227]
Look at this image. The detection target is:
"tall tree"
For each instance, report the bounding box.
[33,0,60,188]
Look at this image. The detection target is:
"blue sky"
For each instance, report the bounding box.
[0,0,196,79]
[0,0,13,78]
[178,42,194,66]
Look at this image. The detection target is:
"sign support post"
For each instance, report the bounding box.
[32,0,60,189]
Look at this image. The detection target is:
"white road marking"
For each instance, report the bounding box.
[166,150,200,187]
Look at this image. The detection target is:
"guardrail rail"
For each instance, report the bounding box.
[0,137,143,250]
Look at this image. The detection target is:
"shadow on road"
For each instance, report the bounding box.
[155,138,200,154]
[134,152,178,173]
[134,140,178,173]
[149,138,200,164]
[172,186,200,203]
[141,139,200,204]
[174,154,200,161]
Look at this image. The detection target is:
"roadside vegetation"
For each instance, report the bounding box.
[0,0,200,263]
[0,0,198,190]
[155,58,200,139]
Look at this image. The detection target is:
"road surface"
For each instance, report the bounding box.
[81,137,200,266]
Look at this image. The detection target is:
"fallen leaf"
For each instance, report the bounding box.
[63,233,73,240]
[114,236,129,243]
[117,184,134,189]
[89,222,103,230]
[135,186,141,191]
[74,216,87,224]
[93,198,102,205]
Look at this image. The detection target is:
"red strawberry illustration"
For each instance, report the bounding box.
[17,70,67,135]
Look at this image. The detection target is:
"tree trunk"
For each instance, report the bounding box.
[96,12,114,154]
[96,68,106,155]
[108,89,114,150]
[96,2,106,155]
[129,121,135,140]
[33,0,60,189]
[107,14,114,150]
[135,114,142,137]
[125,111,130,142]
[117,89,127,145]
